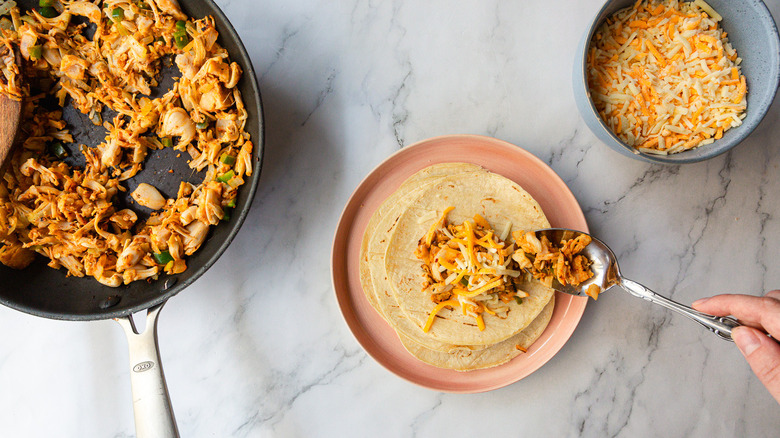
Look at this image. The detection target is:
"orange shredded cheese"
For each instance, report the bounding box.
[587,0,747,155]
[423,300,460,333]
[476,314,486,331]
[423,206,454,246]
[416,208,528,333]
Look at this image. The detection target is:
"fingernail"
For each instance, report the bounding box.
[733,327,762,356]
[692,297,709,307]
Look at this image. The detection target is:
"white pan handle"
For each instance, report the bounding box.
[115,302,179,438]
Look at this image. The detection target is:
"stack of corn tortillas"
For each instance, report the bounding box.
[359,163,556,371]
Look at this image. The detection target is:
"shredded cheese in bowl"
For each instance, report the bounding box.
[587,0,746,155]
[415,207,529,333]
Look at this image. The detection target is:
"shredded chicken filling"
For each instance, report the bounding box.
[0,0,254,286]
[512,231,601,300]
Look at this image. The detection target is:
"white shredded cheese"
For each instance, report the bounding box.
[444,272,457,285]
[417,210,437,224]
[588,0,746,154]
[694,0,722,22]
[499,221,512,242]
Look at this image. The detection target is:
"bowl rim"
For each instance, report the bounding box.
[576,0,780,164]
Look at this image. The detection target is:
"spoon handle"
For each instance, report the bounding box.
[619,278,740,341]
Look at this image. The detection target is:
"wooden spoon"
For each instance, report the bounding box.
[0,49,22,170]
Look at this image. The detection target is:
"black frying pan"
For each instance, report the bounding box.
[0,1,264,436]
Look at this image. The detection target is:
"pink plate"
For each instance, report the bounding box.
[331,134,588,393]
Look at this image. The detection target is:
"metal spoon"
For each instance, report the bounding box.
[531,228,741,341]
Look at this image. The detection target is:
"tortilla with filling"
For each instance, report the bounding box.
[399,295,554,371]
[359,163,489,352]
[384,170,552,346]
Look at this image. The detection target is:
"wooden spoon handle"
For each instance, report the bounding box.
[0,48,23,168]
[0,94,22,165]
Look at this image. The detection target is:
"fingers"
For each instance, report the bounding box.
[732,326,780,404]
[693,292,780,404]
[692,292,780,337]
[767,290,780,300]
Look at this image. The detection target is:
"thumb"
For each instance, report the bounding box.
[733,326,780,403]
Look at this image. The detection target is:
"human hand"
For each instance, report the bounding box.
[693,291,780,404]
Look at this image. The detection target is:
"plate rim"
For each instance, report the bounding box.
[331,134,588,393]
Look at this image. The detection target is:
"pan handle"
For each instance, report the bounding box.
[115,302,179,438]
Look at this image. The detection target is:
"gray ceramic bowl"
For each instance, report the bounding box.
[573,0,780,164]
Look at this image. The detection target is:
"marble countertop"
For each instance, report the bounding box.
[2,0,780,436]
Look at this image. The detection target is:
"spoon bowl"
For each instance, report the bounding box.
[532,228,621,297]
[532,228,741,341]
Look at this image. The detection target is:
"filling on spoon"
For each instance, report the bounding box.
[512,231,602,300]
